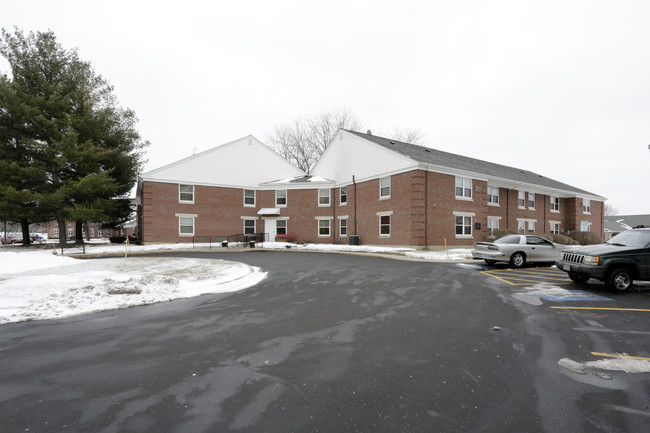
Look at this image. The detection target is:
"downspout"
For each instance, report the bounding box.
[332,187,336,243]
[353,175,357,236]
[424,170,428,248]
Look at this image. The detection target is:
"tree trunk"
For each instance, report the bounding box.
[75,221,84,244]
[58,219,68,246]
[20,218,31,246]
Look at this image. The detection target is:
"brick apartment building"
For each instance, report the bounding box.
[136,130,605,247]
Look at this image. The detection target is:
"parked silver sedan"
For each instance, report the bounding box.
[472,234,562,268]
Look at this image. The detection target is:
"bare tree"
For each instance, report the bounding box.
[604,202,618,216]
[267,108,362,173]
[379,127,426,145]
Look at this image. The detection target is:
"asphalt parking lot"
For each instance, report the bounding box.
[1,251,648,433]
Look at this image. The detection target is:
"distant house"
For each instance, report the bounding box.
[136,130,606,247]
[604,214,650,240]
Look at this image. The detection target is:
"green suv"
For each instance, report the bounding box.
[556,226,650,292]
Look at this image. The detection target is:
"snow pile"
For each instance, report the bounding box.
[559,356,650,374]
[0,251,266,324]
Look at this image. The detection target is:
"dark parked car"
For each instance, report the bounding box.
[472,234,562,268]
[556,226,650,292]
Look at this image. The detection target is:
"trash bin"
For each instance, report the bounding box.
[349,235,359,246]
[222,241,228,248]
[249,241,255,248]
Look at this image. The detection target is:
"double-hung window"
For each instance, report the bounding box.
[318,219,331,237]
[528,193,536,209]
[340,186,347,205]
[487,186,499,205]
[276,220,287,235]
[177,213,196,236]
[179,184,194,203]
[379,177,390,199]
[340,218,348,236]
[379,215,391,236]
[583,199,591,214]
[276,189,287,207]
[244,189,256,207]
[318,188,331,206]
[454,211,474,237]
[550,221,560,234]
[455,177,472,199]
[518,191,526,208]
[487,217,499,237]
[550,196,560,212]
[244,219,256,235]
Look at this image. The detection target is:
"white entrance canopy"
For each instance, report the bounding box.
[257,208,281,216]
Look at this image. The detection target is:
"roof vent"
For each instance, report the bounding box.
[424,149,431,152]
[367,130,372,135]
[389,140,395,144]
[520,170,526,173]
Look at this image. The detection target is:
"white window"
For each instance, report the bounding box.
[529,221,536,233]
[528,193,535,209]
[179,184,194,203]
[53,228,59,237]
[487,217,500,236]
[379,177,391,199]
[487,186,499,205]
[550,196,560,212]
[90,228,95,237]
[454,211,475,238]
[318,188,331,206]
[67,228,73,237]
[583,199,591,214]
[244,189,256,207]
[276,190,287,207]
[518,219,537,234]
[518,220,525,234]
[455,177,472,199]
[550,221,560,234]
[276,220,287,235]
[379,214,391,237]
[244,219,256,235]
[455,215,472,237]
[178,216,195,236]
[518,191,526,208]
[318,219,331,237]
[340,218,348,236]
[340,186,347,205]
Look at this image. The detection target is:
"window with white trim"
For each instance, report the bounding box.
[455,214,473,237]
[67,228,73,237]
[583,199,591,214]
[340,218,347,236]
[244,189,256,207]
[318,219,331,237]
[276,219,287,235]
[340,186,347,205]
[91,228,95,237]
[379,215,391,237]
[550,221,560,234]
[53,228,59,237]
[179,216,195,236]
[518,220,525,234]
[528,193,535,209]
[276,189,287,207]
[318,188,331,206]
[179,184,194,203]
[455,177,472,199]
[487,217,500,236]
[518,191,526,208]
[243,219,256,235]
[487,186,499,205]
[550,196,560,212]
[379,177,390,199]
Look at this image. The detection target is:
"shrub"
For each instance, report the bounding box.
[568,231,602,245]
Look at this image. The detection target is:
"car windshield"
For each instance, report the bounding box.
[606,230,650,247]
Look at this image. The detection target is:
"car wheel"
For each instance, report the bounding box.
[568,272,589,284]
[510,252,526,268]
[606,268,634,292]
[484,260,497,265]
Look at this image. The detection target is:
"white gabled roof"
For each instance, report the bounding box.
[141,135,305,188]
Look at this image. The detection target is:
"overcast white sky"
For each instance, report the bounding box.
[2,1,649,214]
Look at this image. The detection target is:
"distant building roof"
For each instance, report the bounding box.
[604,214,650,233]
[345,130,604,198]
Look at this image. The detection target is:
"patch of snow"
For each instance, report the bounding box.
[559,356,650,374]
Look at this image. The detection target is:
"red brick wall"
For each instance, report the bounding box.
[141,176,605,246]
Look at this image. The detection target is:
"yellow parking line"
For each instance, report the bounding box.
[551,307,650,312]
[480,271,517,285]
[591,352,650,361]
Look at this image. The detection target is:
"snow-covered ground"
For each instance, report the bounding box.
[0,242,472,325]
